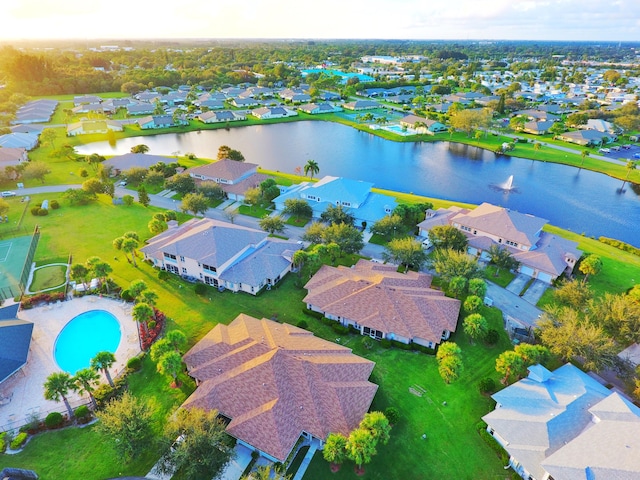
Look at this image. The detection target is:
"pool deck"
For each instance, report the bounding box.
[0,296,141,432]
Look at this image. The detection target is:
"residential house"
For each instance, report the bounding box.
[304,260,461,348]
[251,106,298,120]
[417,203,580,283]
[71,103,113,115]
[126,103,156,116]
[73,95,102,106]
[197,110,246,124]
[279,88,311,104]
[0,133,38,150]
[513,109,560,122]
[137,115,188,130]
[399,114,447,135]
[185,159,268,201]
[66,120,123,136]
[483,363,640,480]
[557,129,613,146]
[0,304,33,385]
[273,175,397,226]
[522,120,554,135]
[198,99,225,110]
[182,314,377,462]
[585,118,617,135]
[229,97,260,108]
[103,153,175,175]
[343,100,380,111]
[140,218,301,295]
[135,91,162,103]
[0,148,28,168]
[297,103,342,115]
[11,99,58,125]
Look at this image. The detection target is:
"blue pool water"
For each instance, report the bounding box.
[54,310,121,375]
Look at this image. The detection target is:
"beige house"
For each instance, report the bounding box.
[185,159,269,201]
[182,314,378,462]
[66,120,123,136]
[418,203,580,283]
[304,260,460,348]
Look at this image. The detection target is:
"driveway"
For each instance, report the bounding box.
[486,282,543,330]
[505,273,530,295]
[522,279,549,305]
[215,444,253,480]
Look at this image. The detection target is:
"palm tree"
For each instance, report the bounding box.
[622,160,637,189]
[581,150,590,168]
[122,237,139,266]
[91,351,116,387]
[131,144,149,154]
[133,302,154,337]
[73,368,101,410]
[303,159,320,180]
[157,351,183,387]
[44,372,76,420]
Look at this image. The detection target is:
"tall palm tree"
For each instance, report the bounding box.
[622,160,637,189]
[91,351,116,387]
[303,159,320,180]
[122,237,139,266]
[73,368,101,410]
[133,302,154,337]
[44,372,76,420]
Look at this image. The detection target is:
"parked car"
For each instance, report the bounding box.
[598,148,610,154]
[634,153,640,159]
[1,191,16,197]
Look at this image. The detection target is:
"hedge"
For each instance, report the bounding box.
[10,432,28,450]
[45,411,64,429]
[0,432,6,453]
[301,308,324,319]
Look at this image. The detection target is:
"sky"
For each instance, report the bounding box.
[0,0,639,42]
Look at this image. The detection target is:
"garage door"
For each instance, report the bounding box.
[520,265,534,276]
[537,272,553,284]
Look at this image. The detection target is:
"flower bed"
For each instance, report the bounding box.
[20,291,66,309]
[139,308,165,350]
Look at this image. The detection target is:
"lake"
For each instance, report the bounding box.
[76,121,640,247]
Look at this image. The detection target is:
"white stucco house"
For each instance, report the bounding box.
[140,218,301,295]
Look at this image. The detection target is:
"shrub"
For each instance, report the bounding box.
[50,199,60,209]
[120,289,134,302]
[297,320,308,329]
[194,283,207,295]
[38,208,49,216]
[148,320,156,330]
[384,407,400,425]
[127,356,142,371]
[302,308,324,319]
[75,405,91,420]
[391,339,412,350]
[158,270,170,281]
[45,411,64,429]
[321,316,334,326]
[30,206,40,216]
[10,432,28,450]
[411,343,436,355]
[0,432,7,453]
[332,324,349,335]
[485,329,500,345]
[362,337,374,350]
[478,378,496,394]
[380,338,391,349]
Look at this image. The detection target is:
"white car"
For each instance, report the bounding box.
[598,148,610,154]
[1,191,16,197]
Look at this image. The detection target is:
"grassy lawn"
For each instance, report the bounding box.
[304,305,510,480]
[237,204,271,219]
[285,215,310,227]
[29,264,67,291]
[484,265,515,288]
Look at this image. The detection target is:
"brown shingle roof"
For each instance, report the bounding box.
[182,314,377,462]
[304,260,460,344]
[186,159,258,183]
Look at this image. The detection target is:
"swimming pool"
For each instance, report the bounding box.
[54,310,122,374]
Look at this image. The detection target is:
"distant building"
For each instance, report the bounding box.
[0,304,34,385]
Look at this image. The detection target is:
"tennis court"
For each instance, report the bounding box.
[0,229,39,301]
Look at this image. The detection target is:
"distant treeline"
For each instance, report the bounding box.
[599,237,640,256]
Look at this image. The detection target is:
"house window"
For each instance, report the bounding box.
[179,256,185,262]
[505,240,518,247]
[203,264,217,273]
[182,267,187,274]
[473,230,477,235]
[164,253,177,261]
[460,226,471,232]
[498,239,502,243]
[342,202,351,207]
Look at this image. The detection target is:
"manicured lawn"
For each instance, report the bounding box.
[484,265,515,287]
[237,204,271,219]
[304,306,510,480]
[29,264,67,291]
[285,215,310,227]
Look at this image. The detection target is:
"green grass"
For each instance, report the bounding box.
[237,205,271,219]
[484,265,515,288]
[304,305,510,480]
[368,233,388,246]
[29,264,67,291]
[285,215,310,227]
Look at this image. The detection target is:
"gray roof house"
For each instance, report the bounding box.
[273,176,396,226]
[0,303,34,384]
[297,103,342,115]
[483,363,640,480]
[137,115,188,130]
[557,130,613,146]
[103,153,175,174]
[197,110,246,124]
[0,133,38,150]
[0,147,28,168]
[418,203,580,283]
[399,114,447,135]
[140,218,301,295]
[251,107,298,120]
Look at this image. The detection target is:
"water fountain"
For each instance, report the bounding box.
[501,175,514,190]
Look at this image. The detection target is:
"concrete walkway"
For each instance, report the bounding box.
[292,441,319,480]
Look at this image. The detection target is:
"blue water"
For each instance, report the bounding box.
[54,310,121,375]
[76,121,640,247]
